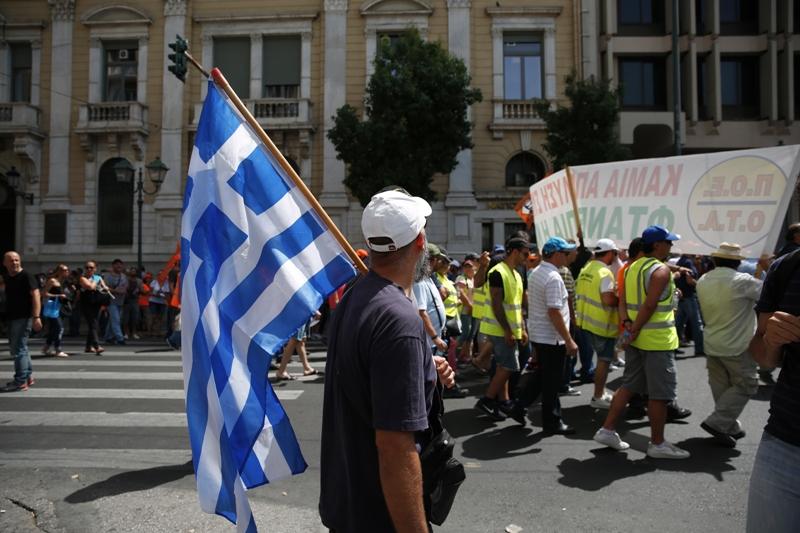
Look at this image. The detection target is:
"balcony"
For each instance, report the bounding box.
[75,102,149,161]
[191,98,313,131]
[0,102,44,137]
[75,101,149,135]
[488,99,546,139]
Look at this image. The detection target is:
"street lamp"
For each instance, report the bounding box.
[1,166,34,205]
[114,157,169,270]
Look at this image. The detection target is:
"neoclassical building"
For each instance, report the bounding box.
[1,0,798,272]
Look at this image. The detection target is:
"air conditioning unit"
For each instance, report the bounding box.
[118,49,129,60]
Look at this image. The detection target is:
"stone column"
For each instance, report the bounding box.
[445,0,476,209]
[88,38,102,102]
[45,0,75,203]
[137,36,149,104]
[0,43,8,102]
[580,0,599,79]
[320,0,350,210]
[30,40,41,106]
[156,0,187,209]
[250,33,263,100]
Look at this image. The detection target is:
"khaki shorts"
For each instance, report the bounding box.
[620,345,677,401]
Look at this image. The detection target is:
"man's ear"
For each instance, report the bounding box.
[414,232,426,249]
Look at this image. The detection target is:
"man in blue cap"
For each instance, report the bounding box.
[524,236,580,434]
[594,225,690,459]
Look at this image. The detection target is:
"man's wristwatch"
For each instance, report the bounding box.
[32,316,40,319]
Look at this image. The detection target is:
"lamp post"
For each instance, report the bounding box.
[1,166,34,205]
[114,157,169,270]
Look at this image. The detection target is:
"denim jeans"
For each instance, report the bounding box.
[8,318,32,384]
[676,294,704,353]
[746,432,800,532]
[564,327,595,386]
[104,304,125,342]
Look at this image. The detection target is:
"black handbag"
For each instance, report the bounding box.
[420,384,466,526]
[88,289,112,307]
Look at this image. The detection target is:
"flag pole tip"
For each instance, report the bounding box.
[211,67,223,82]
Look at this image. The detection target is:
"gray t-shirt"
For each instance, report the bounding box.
[320,271,436,532]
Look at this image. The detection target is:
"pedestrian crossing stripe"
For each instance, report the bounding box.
[0,388,304,400]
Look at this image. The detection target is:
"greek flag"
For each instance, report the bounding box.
[181,81,357,531]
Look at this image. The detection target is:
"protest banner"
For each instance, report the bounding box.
[529,145,800,257]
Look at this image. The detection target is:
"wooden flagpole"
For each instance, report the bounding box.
[209,68,367,274]
[565,166,584,246]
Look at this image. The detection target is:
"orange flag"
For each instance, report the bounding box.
[156,243,181,284]
[514,192,534,229]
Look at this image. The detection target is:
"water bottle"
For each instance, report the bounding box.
[616,329,632,350]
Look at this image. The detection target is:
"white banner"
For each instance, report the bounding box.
[529,145,800,257]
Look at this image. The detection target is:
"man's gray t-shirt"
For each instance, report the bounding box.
[320,271,436,532]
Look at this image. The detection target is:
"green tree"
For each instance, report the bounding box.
[532,73,631,170]
[328,30,482,206]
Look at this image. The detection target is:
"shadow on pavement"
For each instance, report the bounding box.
[64,461,194,504]
[557,436,740,491]
[460,424,544,460]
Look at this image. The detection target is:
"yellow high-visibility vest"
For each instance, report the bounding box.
[575,260,619,338]
[479,262,524,339]
[624,256,679,351]
[436,272,459,318]
[472,282,487,320]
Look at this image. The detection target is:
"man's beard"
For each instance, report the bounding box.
[413,238,431,282]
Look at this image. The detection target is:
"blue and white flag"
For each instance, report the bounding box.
[181,80,357,532]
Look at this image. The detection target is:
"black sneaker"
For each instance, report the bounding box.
[508,404,527,426]
[0,381,28,392]
[443,385,468,399]
[475,397,506,421]
[667,402,692,421]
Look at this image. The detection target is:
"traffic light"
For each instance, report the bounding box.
[168,35,188,82]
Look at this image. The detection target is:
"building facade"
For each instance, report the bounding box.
[581,0,800,222]
[1,0,797,273]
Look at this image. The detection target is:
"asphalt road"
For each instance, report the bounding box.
[0,337,771,532]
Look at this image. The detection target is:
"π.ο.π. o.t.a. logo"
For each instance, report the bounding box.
[687,156,788,250]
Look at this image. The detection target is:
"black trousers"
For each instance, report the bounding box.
[519,343,567,428]
[81,301,101,350]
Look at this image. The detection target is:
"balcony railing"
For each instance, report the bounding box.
[76,101,149,133]
[502,101,540,120]
[0,102,42,131]
[192,98,312,128]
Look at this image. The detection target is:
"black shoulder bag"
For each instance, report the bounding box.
[420,382,466,526]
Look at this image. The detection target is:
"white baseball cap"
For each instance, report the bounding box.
[361,189,432,252]
[594,238,619,253]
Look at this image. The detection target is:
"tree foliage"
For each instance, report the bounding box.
[532,73,631,171]
[328,29,482,206]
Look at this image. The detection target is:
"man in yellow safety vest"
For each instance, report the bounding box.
[575,238,620,410]
[474,237,530,421]
[593,225,691,459]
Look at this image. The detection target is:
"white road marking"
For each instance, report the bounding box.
[0,388,304,400]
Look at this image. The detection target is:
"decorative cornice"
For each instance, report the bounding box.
[485,6,562,17]
[164,0,188,17]
[81,5,152,26]
[48,0,76,22]
[446,0,471,8]
[324,0,348,11]
[194,12,318,23]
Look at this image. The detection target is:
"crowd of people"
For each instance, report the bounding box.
[320,185,800,531]
[2,191,799,531]
[0,253,181,391]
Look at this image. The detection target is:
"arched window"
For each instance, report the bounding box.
[97,157,133,246]
[505,151,546,187]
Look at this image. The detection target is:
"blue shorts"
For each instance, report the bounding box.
[457,314,474,343]
[486,334,521,371]
[583,329,616,362]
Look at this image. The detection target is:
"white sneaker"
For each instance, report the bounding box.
[647,440,690,459]
[590,392,613,410]
[593,428,630,450]
[132,334,140,340]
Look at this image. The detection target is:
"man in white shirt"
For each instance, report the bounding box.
[525,237,579,434]
[696,242,770,447]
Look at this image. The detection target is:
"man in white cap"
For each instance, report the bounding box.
[575,238,620,410]
[320,187,455,532]
[696,243,770,447]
